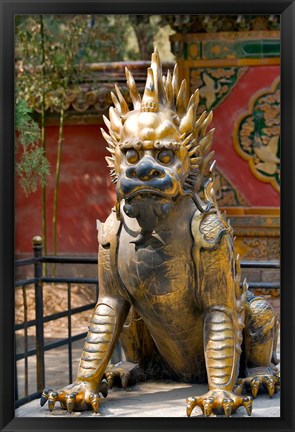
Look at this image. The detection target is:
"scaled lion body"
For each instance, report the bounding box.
[41,48,280,417]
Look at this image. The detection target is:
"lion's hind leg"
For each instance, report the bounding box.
[237,292,280,398]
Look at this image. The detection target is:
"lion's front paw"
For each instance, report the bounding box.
[186,389,253,417]
[40,379,108,413]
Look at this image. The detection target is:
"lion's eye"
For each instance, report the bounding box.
[126,149,139,164]
[157,149,174,165]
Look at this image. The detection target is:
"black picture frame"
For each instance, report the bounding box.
[1,1,294,431]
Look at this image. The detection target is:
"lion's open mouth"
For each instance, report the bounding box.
[125,188,171,202]
[122,188,174,224]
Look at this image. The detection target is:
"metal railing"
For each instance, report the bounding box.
[15,237,280,407]
[15,237,99,408]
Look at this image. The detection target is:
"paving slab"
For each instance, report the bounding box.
[15,380,280,418]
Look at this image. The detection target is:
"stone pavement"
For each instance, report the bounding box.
[16,380,280,418]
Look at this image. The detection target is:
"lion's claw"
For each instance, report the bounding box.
[105,369,129,389]
[47,390,58,412]
[88,393,100,413]
[40,388,51,407]
[105,371,115,389]
[120,373,129,389]
[242,396,253,416]
[186,390,253,417]
[262,376,275,397]
[250,376,260,398]
[203,397,214,417]
[65,393,76,413]
[222,397,234,417]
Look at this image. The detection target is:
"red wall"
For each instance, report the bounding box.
[16,125,116,255]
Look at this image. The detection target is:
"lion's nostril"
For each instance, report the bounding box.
[126,167,138,179]
[128,160,166,181]
[151,168,165,178]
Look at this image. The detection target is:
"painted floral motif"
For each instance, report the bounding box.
[190,67,248,111]
[234,77,280,192]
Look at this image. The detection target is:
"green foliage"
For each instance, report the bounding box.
[71,15,138,63]
[15,98,50,195]
[15,99,40,147]
[129,15,161,60]
[15,15,173,111]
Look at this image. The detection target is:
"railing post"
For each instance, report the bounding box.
[15,339,18,401]
[33,236,45,392]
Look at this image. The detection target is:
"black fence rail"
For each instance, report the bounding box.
[15,236,280,408]
[15,237,99,408]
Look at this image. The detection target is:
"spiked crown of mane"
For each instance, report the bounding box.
[101,47,215,193]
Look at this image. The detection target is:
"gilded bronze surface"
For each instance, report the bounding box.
[41,48,280,416]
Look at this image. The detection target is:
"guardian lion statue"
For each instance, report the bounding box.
[41,48,280,417]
